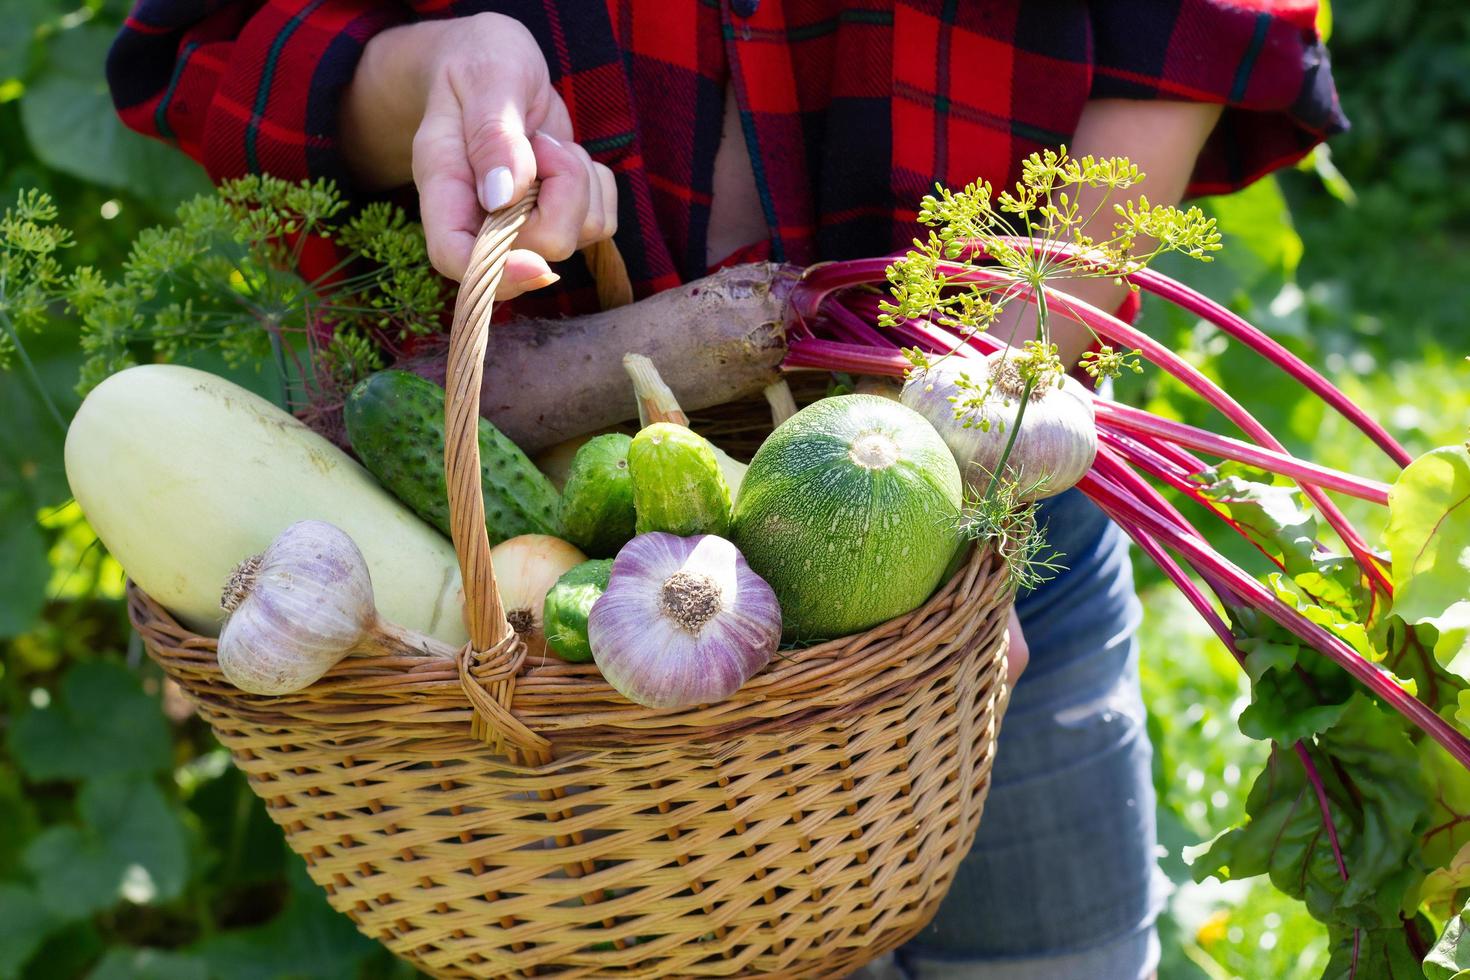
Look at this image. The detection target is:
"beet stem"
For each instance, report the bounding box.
[1080,464,1470,770]
[1096,401,1391,505]
[1094,485,1351,884]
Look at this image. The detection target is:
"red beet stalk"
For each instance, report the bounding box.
[795,261,1390,596]
[1081,460,1470,770]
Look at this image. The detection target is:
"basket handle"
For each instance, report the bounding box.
[445,186,632,748]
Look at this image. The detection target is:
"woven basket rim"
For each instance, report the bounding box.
[129,541,1008,748]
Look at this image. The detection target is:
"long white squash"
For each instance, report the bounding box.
[65,364,468,644]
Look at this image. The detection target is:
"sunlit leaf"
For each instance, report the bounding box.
[1427,901,1470,980]
[1199,466,1320,577]
[1420,735,1470,924]
[1385,445,1470,677]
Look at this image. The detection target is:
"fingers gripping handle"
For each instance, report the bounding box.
[444,184,629,753]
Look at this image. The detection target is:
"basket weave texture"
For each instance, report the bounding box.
[128,197,1014,978]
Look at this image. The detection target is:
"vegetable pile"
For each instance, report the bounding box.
[771,151,1470,976]
[30,148,1470,975]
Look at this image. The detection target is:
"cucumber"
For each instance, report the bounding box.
[541,559,614,663]
[559,434,637,558]
[345,371,560,544]
[628,423,732,537]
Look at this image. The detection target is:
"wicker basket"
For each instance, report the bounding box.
[129,194,1014,978]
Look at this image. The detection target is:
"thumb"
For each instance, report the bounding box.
[460,76,539,214]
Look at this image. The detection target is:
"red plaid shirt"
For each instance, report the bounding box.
[109,0,1344,313]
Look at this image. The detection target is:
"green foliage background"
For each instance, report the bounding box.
[0,0,1467,977]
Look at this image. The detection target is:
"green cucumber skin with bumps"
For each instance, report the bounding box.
[731,394,963,642]
[541,559,614,663]
[628,423,733,537]
[344,370,560,544]
[558,434,637,558]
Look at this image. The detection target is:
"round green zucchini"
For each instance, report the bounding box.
[731,395,963,641]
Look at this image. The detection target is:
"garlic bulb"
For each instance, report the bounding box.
[902,350,1096,501]
[588,533,781,709]
[218,521,455,695]
[490,534,588,661]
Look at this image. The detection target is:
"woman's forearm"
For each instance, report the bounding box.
[992,98,1224,365]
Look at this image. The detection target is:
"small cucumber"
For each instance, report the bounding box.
[345,371,560,544]
[558,434,637,557]
[542,559,613,663]
[629,423,732,537]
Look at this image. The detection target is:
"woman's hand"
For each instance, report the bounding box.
[341,13,617,292]
[1006,607,1029,686]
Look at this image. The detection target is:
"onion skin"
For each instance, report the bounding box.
[902,351,1097,501]
[588,533,781,709]
[490,535,588,662]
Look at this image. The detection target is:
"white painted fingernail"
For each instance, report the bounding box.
[536,130,562,147]
[481,166,514,212]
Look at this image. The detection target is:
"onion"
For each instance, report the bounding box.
[217,521,456,695]
[902,350,1096,501]
[588,533,781,708]
[490,534,587,661]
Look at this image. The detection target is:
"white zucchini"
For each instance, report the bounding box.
[65,364,467,643]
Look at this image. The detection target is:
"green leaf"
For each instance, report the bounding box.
[1229,583,1366,746]
[0,326,86,509]
[8,660,172,781]
[194,862,386,980]
[21,776,188,919]
[21,920,105,980]
[1324,921,1431,979]
[1198,176,1304,286]
[0,491,48,638]
[1199,466,1320,576]
[88,949,208,980]
[0,0,37,81]
[1386,444,1470,678]
[0,883,57,980]
[0,767,39,878]
[1419,736,1470,920]
[1428,903,1470,980]
[1192,696,1429,931]
[1236,638,1352,745]
[1422,842,1470,924]
[19,28,210,211]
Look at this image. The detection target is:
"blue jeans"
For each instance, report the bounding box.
[889,487,1166,979]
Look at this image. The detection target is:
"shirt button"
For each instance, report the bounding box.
[731,0,759,16]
